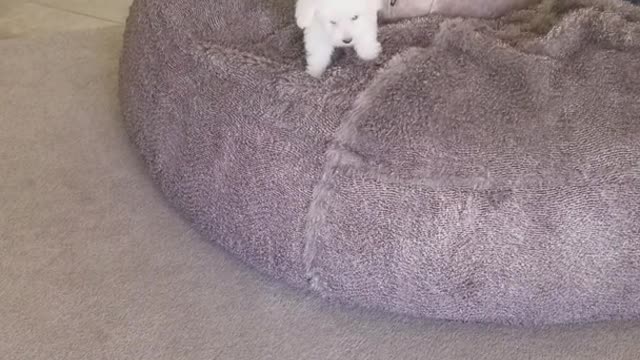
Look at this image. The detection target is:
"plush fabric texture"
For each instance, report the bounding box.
[5,28,640,359]
[119,0,640,325]
[382,0,536,19]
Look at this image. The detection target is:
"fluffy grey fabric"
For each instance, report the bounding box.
[119,0,640,325]
[382,0,536,19]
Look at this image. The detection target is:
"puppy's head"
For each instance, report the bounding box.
[314,0,382,47]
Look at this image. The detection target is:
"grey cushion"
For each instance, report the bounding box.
[119,0,640,325]
[382,0,535,19]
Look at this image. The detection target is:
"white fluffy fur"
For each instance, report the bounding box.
[296,0,384,77]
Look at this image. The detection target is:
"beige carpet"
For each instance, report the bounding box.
[1,26,640,360]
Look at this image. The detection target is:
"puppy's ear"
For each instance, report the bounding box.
[374,0,385,12]
[295,0,316,29]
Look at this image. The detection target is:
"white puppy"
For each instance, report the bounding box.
[296,0,383,77]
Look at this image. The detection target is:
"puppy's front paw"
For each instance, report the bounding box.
[306,65,325,78]
[356,41,382,61]
[305,49,332,78]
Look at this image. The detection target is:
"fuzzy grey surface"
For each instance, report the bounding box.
[382,0,536,19]
[4,26,640,360]
[120,0,640,325]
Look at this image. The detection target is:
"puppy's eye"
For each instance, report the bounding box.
[351,15,359,21]
[330,20,337,25]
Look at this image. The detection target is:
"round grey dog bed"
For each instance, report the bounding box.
[119,0,640,325]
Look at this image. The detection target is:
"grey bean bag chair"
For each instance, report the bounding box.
[119,0,640,325]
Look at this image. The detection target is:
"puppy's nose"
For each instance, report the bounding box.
[342,38,353,44]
